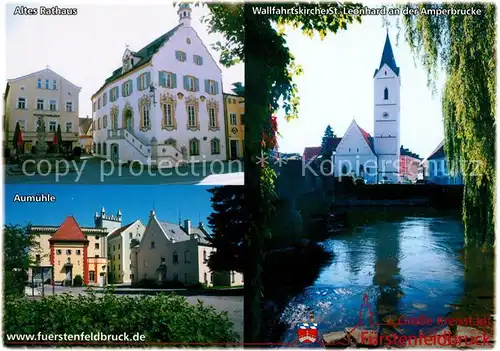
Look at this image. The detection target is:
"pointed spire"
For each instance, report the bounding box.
[375,31,399,76]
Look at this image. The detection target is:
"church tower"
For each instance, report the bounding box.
[373,32,401,183]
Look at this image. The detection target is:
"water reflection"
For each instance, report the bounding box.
[372,221,403,334]
[279,210,488,343]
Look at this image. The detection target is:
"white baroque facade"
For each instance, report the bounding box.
[91,5,226,167]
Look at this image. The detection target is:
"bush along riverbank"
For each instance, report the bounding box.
[4,290,239,345]
[261,242,333,342]
[259,194,343,343]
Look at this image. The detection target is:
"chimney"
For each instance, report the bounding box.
[184,219,191,234]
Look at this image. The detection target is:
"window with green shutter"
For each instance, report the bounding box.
[137,76,142,91]
[159,71,165,87]
[175,51,186,62]
[206,80,218,95]
[194,55,203,66]
[138,73,150,91]
[160,72,176,89]
[184,76,196,92]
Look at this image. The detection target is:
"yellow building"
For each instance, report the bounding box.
[3,68,81,154]
[223,93,244,160]
[79,116,93,153]
[107,219,145,284]
[29,216,109,286]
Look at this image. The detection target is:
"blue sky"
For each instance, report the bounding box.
[5,3,244,118]
[276,13,446,159]
[5,185,215,228]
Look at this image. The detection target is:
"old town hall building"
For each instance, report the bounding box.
[91,4,226,167]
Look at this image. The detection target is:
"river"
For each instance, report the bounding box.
[280,208,494,344]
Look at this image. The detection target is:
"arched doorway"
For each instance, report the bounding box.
[123,108,134,132]
[111,143,119,164]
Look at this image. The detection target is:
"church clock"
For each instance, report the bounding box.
[382,112,389,119]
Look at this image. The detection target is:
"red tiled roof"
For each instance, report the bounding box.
[303,147,321,161]
[49,217,88,242]
[108,221,136,239]
[303,138,343,161]
[357,126,375,154]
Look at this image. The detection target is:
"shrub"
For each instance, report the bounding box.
[73,275,83,287]
[4,291,239,344]
[72,146,82,157]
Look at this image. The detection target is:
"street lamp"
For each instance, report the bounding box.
[149,83,157,106]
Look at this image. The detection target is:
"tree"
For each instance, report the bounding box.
[205,2,362,341]
[55,124,63,153]
[399,3,495,248]
[231,82,245,96]
[12,121,20,153]
[321,125,336,158]
[73,275,83,287]
[206,186,245,273]
[4,224,41,297]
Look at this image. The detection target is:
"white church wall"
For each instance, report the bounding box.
[334,120,378,183]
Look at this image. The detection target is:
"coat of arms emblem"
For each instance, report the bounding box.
[297,322,318,344]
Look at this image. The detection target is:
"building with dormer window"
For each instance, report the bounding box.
[91,4,226,167]
[131,210,243,287]
[3,68,81,154]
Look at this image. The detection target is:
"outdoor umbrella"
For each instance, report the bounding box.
[12,122,23,154]
[16,126,24,151]
[53,124,63,153]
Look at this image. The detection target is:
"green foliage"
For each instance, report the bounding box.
[400,3,496,247]
[206,186,245,273]
[231,82,245,96]
[55,124,63,152]
[321,124,336,159]
[4,292,239,344]
[12,122,20,151]
[206,3,362,342]
[4,224,40,298]
[73,275,83,287]
[202,4,244,67]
